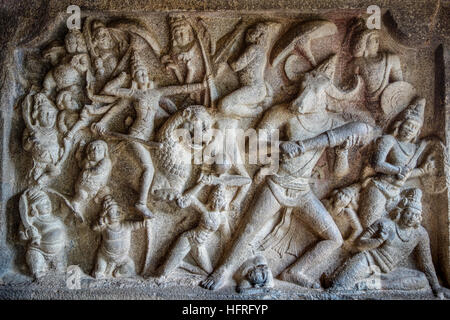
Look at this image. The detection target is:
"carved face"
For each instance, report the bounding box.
[65,31,87,54]
[291,74,329,114]
[94,27,114,50]
[246,25,264,44]
[399,207,421,228]
[134,69,150,88]
[333,192,351,210]
[398,119,420,141]
[366,34,379,56]
[106,207,121,224]
[33,197,52,217]
[87,142,106,162]
[36,104,57,128]
[172,25,193,48]
[247,265,268,286]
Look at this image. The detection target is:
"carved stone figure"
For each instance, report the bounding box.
[157,184,230,276]
[93,53,206,217]
[350,27,403,106]
[92,196,148,279]
[201,56,373,290]
[19,188,67,279]
[218,22,280,118]
[162,16,210,105]
[4,6,449,300]
[151,105,214,201]
[329,188,449,299]
[22,90,71,185]
[236,255,274,293]
[177,152,252,211]
[71,140,112,221]
[358,97,436,229]
[323,184,363,247]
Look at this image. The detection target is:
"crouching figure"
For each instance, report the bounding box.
[92,196,148,279]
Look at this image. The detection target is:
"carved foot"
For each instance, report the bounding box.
[200,269,228,291]
[279,270,321,289]
[135,202,154,218]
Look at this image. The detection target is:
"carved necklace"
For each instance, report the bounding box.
[396,139,415,159]
[395,224,412,242]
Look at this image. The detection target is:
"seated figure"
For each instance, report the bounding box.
[329,188,448,299]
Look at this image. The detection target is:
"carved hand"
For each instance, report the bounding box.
[91,122,107,136]
[420,155,437,175]
[396,165,411,180]
[280,141,303,159]
[176,195,192,209]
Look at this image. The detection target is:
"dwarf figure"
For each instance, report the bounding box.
[22,90,71,185]
[329,188,448,299]
[359,97,436,229]
[19,188,67,279]
[92,196,148,279]
[323,184,363,246]
[157,184,231,277]
[237,255,274,293]
[71,140,112,221]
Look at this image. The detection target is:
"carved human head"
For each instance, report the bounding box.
[70,53,90,73]
[93,21,115,50]
[87,140,108,162]
[56,90,79,111]
[352,29,380,58]
[246,256,269,287]
[391,188,423,228]
[65,29,87,54]
[331,184,360,211]
[27,188,52,217]
[102,196,121,223]
[392,97,425,142]
[131,53,151,88]
[246,22,270,44]
[170,16,194,49]
[32,93,57,128]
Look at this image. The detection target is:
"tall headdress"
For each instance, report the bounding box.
[401,97,425,127]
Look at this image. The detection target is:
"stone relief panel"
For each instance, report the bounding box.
[0,6,449,299]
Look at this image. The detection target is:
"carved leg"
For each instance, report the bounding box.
[218,85,266,118]
[114,257,136,278]
[26,249,47,279]
[328,252,372,291]
[191,244,213,274]
[201,184,281,290]
[131,141,154,218]
[93,254,108,279]
[358,183,388,229]
[157,233,192,276]
[280,191,343,288]
[52,250,66,274]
